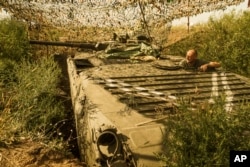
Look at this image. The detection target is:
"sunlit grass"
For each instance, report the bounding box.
[0,19,69,154]
[166,10,250,76]
[156,95,250,167]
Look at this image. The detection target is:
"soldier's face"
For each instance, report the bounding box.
[186,51,196,64]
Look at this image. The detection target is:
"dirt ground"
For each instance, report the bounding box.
[0,26,191,167]
[0,141,86,167]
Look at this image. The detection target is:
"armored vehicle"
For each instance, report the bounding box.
[67,39,250,167]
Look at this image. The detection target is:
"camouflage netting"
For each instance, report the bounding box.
[0,0,245,43]
[1,0,245,27]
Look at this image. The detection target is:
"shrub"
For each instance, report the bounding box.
[0,19,30,63]
[0,19,31,84]
[12,56,64,132]
[0,19,66,146]
[157,96,250,166]
[0,56,65,143]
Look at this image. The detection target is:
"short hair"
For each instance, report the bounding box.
[187,49,197,57]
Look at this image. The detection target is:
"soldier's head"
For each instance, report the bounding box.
[186,49,197,64]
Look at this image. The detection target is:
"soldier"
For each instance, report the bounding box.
[179,49,221,72]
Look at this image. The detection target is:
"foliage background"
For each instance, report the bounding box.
[0,19,67,149]
[166,11,250,76]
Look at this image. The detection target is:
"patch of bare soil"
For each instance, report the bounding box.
[0,141,86,167]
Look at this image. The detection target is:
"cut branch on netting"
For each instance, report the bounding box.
[138,0,152,43]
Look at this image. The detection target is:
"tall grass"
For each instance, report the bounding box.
[11,56,64,134]
[166,10,250,76]
[0,19,30,65]
[157,96,250,166]
[0,19,67,150]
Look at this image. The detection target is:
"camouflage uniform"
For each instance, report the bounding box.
[179,59,215,71]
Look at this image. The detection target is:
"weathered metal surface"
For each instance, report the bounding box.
[96,71,250,113]
[29,40,112,51]
[29,40,96,49]
[67,52,250,167]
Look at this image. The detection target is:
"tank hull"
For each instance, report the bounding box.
[67,52,250,167]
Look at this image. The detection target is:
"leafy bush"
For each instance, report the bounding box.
[0,56,65,143]
[0,19,66,147]
[12,56,64,131]
[0,19,31,85]
[157,96,250,166]
[0,19,30,63]
[166,11,250,76]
